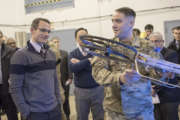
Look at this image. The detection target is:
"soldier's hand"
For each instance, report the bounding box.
[160,72,175,80]
[71,58,80,64]
[167,72,175,79]
[120,69,140,84]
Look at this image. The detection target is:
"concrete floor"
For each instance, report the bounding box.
[0,95,92,120]
[0,95,179,120]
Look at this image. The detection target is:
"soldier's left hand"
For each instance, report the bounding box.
[167,72,175,79]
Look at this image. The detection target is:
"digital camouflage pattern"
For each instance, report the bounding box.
[90,38,154,120]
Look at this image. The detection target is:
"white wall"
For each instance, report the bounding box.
[0,0,180,40]
[0,0,19,37]
[135,8,180,36]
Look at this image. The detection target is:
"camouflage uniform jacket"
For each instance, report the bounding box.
[90,38,135,113]
[90,38,153,118]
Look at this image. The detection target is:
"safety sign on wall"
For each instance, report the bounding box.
[25,0,74,14]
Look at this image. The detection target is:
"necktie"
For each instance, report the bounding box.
[40,47,46,58]
[178,41,180,50]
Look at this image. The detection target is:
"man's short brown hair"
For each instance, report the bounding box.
[145,24,154,31]
[172,26,180,32]
[0,30,3,38]
[115,7,136,18]
[75,28,88,38]
[31,18,50,30]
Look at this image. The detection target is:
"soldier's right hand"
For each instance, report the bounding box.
[120,69,140,84]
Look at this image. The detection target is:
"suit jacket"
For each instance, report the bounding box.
[60,50,72,88]
[1,43,16,95]
[168,39,180,63]
[161,47,178,63]
[157,47,180,103]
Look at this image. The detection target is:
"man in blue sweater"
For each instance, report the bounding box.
[69,28,104,120]
[9,18,61,120]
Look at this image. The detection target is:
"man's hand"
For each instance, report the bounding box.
[65,79,72,86]
[159,71,175,80]
[120,69,140,84]
[151,88,156,97]
[88,57,92,61]
[71,58,80,64]
[167,72,175,79]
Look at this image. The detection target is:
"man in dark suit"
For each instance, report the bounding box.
[150,32,179,120]
[51,37,72,120]
[0,31,18,120]
[168,26,180,64]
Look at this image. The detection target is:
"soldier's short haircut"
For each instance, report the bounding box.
[115,7,136,18]
[31,18,50,30]
[172,26,180,32]
[144,24,154,31]
[133,28,141,36]
[75,28,88,39]
[50,37,60,41]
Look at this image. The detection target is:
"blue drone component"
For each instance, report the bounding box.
[121,74,154,120]
[80,35,180,88]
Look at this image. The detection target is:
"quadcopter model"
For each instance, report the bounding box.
[80,35,180,88]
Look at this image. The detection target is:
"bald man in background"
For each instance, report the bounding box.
[6,38,19,50]
[150,32,179,120]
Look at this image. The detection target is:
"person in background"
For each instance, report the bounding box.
[144,24,154,40]
[69,28,104,120]
[48,40,67,120]
[168,26,180,64]
[1,35,8,44]
[50,37,72,120]
[0,31,18,120]
[6,38,19,50]
[139,24,154,53]
[149,32,179,120]
[132,28,144,48]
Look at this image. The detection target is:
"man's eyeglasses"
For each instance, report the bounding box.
[173,32,180,35]
[7,42,16,45]
[152,40,163,43]
[38,28,51,33]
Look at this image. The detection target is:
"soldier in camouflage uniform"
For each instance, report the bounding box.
[139,24,154,53]
[48,41,67,120]
[90,7,154,120]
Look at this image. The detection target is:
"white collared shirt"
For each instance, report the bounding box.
[175,40,180,49]
[77,43,88,56]
[30,39,42,53]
